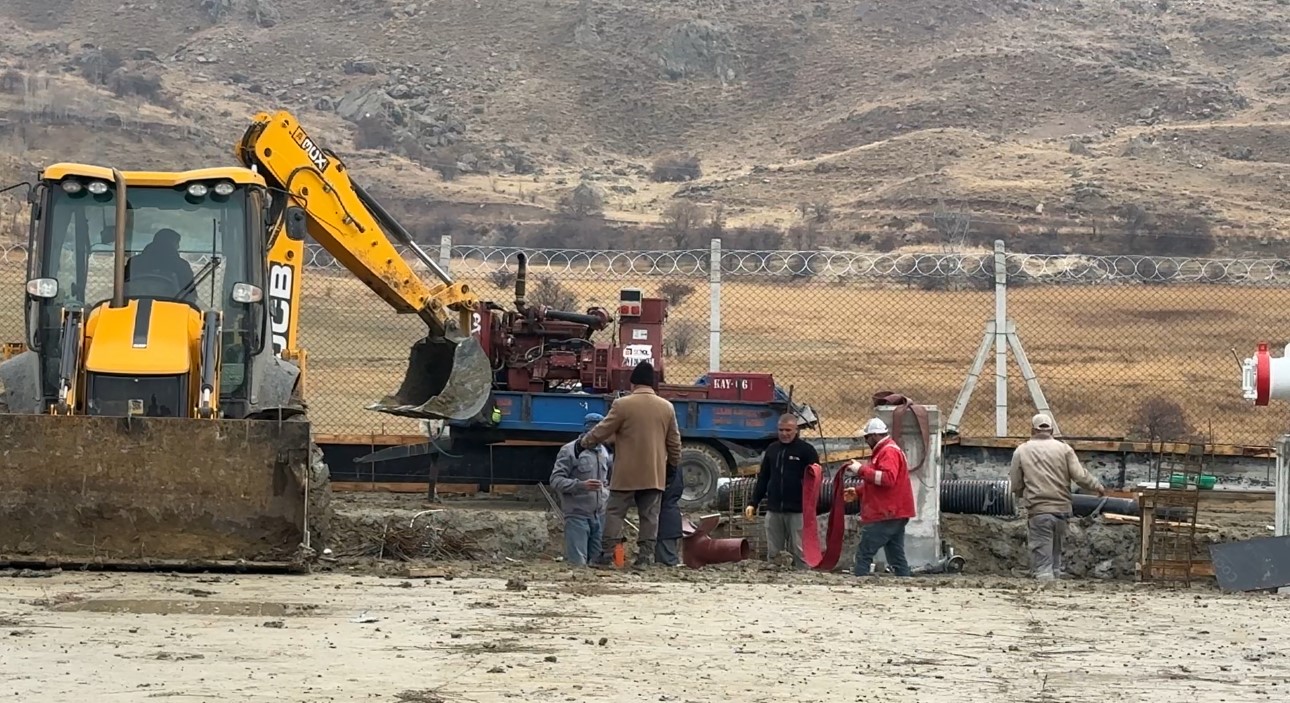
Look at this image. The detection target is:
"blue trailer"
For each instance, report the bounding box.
[336,380,818,509]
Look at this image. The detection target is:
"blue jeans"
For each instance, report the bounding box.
[852,518,911,577]
[564,515,604,566]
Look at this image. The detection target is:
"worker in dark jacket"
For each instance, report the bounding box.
[124,228,196,302]
[743,414,819,568]
[655,462,684,566]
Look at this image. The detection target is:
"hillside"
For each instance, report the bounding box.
[0,0,1288,255]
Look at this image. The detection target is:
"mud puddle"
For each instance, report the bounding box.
[50,598,322,617]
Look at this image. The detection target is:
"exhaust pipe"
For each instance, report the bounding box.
[514,252,528,314]
[111,167,127,309]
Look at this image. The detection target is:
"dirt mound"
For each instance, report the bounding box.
[942,514,1140,579]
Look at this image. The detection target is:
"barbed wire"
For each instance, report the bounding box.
[3,242,1289,285]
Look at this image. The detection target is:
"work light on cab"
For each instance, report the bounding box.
[25,278,58,299]
[232,283,263,304]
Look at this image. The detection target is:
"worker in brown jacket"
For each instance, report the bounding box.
[1009,413,1105,581]
[579,360,682,570]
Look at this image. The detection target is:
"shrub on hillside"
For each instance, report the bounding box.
[650,153,702,183]
[108,69,165,103]
[528,274,578,311]
[0,69,25,94]
[658,282,695,306]
[353,115,399,151]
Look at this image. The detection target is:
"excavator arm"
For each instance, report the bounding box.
[234,110,492,421]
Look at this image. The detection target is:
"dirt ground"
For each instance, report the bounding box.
[2,492,1284,702]
[2,562,1289,703]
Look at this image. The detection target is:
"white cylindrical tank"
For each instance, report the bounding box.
[1242,342,1290,405]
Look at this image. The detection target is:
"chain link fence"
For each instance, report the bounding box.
[3,239,1289,447]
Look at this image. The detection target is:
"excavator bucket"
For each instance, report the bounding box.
[0,414,318,570]
[369,333,494,421]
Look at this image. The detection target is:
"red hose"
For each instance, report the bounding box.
[799,463,848,570]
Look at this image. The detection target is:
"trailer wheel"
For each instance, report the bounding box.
[678,442,729,511]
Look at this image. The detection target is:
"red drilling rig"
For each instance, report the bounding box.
[470,253,775,402]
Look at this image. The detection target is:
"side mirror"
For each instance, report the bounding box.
[25,278,58,300]
[284,206,308,241]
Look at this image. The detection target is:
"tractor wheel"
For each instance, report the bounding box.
[677,441,729,511]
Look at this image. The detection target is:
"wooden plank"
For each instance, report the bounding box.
[1141,559,1215,578]
[404,567,454,579]
[331,482,479,494]
[315,434,425,447]
[316,430,1276,457]
[1102,514,1218,532]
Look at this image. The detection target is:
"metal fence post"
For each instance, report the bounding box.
[994,239,1008,437]
[709,237,722,372]
[439,234,453,274]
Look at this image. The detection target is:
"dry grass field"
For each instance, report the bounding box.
[5,258,1290,446]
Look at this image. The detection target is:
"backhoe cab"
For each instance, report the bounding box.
[0,163,323,569]
[17,164,274,419]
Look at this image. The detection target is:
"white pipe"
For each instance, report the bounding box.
[1242,342,1290,405]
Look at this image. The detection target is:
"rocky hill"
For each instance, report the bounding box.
[0,0,1288,256]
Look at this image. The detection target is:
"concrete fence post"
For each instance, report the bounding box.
[439,234,453,275]
[708,237,722,373]
[994,239,1008,437]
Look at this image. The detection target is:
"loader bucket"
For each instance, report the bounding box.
[0,414,318,570]
[368,333,493,421]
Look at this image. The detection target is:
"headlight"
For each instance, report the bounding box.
[231,283,263,304]
[60,179,82,194]
[187,183,209,197]
[213,181,235,196]
[86,180,109,195]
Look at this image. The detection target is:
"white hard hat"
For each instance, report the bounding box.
[862,417,888,436]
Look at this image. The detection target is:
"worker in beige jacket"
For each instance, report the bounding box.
[1009,413,1105,581]
[579,360,682,570]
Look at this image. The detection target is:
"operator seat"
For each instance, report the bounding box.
[124,228,197,302]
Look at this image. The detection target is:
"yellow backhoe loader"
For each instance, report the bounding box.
[0,110,492,569]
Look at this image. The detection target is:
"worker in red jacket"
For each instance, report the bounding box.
[843,417,916,577]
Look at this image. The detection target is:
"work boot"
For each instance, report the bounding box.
[632,540,656,570]
[589,541,618,569]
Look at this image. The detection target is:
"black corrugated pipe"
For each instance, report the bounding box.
[1071,493,1140,517]
[718,475,862,515]
[941,480,1016,516]
[723,476,1140,519]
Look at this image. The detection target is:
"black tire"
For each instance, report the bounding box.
[678,442,729,511]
